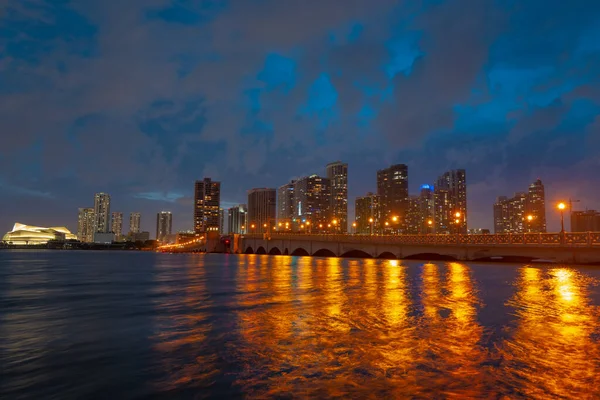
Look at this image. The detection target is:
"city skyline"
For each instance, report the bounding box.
[1,1,599,234]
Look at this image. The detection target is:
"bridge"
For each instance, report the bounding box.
[237,232,600,264]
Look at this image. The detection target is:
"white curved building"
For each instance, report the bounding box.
[2,223,77,245]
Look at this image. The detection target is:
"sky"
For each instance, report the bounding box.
[1,0,599,235]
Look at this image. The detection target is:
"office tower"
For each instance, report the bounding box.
[219,208,225,233]
[77,208,95,243]
[293,175,331,231]
[129,212,141,234]
[277,181,295,225]
[326,161,348,233]
[111,212,123,239]
[405,196,421,234]
[377,164,409,231]
[228,204,248,234]
[419,185,435,233]
[492,193,527,233]
[571,210,600,232]
[156,211,172,242]
[94,192,111,233]
[194,178,221,233]
[355,192,380,234]
[433,189,450,234]
[247,188,277,233]
[527,179,547,232]
[434,169,467,234]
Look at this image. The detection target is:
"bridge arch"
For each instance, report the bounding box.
[291,247,310,256]
[284,248,289,255]
[403,253,457,261]
[256,246,267,254]
[313,248,336,257]
[269,247,282,255]
[377,251,397,259]
[244,246,254,254]
[340,249,372,259]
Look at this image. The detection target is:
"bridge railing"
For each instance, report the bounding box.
[241,232,600,247]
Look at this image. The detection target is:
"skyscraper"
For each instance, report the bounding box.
[493,193,527,233]
[326,161,348,233]
[405,196,421,234]
[434,170,467,234]
[111,212,123,239]
[129,212,141,234]
[493,196,509,233]
[247,188,276,233]
[377,164,409,231]
[228,204,247,234]
[77,208,95,243]
[293,175,331,231]
[527,179,547,232]
[94,192,111,233]
[277,181,295,225]
[355,192,380,234]
[194,178,221,234]
[419,185,435,233]
[156,211,172,242]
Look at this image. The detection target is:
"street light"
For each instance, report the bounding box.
[427,219,433,234]
[369,217,374,235]
[526,214,533,233]
[558,202,566,232]
[352,221,357,234]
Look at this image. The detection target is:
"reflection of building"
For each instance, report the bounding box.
[277,181,295,225]
[194,178,221,234]
[77,207,95,243]
[156,211,173,242]
[355,192,380,234]
[94,192,111,233]
[377,164,408,230]
[247,188,276,233]
[327,161,348,233]
[571,210,600,232]
[494,179,547,233]
[435,170,467,234]
[3,223,77,245]
[293,176,331,230]
[111,212,123,239]
[129,212,141,234]
[228,204,247,234]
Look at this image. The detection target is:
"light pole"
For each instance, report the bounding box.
[352,222,357,235]
[526,215,533,233]
[454,211,461,235]
[369,218,374,236]
[558,202,566,233]
[427,219,433,234]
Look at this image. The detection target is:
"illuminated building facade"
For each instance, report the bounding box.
[129,212,141,234]
[355,192,380,234]
[228,204,247,234]
[77,207,95,243]
[247,188,276,233]
[377,164,409,231]
[326,161,348,233]
[194,178,221,234]
[293,175,331,231]
[111,212,123,239]
[435,170,467,234]
[494,179,547,233]
[419,185,435,233]
[3,223,77,245]
[405,196,421,234]
[527,179,547,232]
[156,211,172,242]
[277,181,295,226]
[571,210,600,232]
[94,192,111,233]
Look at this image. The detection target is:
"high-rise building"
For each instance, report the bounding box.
[419,185,435,233]
[405,196,421,234]
[326,161,348,233]
[247,188,276,233]
[219,208,225,233]
[277,181,295,226]
[434,170,467,234]
[493,179,547,234]
[77,208,95,243]
[527,179,546,232]
[129,212,141,234]
[194,178,221,234]
[571,210,600,232]
[94,193,111,233]
[228,204,247,234]
[433,189,450,234]
[111,212,123,239]
[293,175,331,231]
[355,192,380,234]
[156,211,172,242]
[377,164,409,231]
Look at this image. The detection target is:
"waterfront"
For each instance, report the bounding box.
[1,251,600,399]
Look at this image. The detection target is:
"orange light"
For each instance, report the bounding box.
[455,219,460,224]
[427,220,433,225]
[332,219,337,225]
[385,221,389,226]
[263,223,267,228]
[526,215,533,221]
[278,223,282,227]
[392,216,398,222]
[369,218,373,223]
[319,224,323,228]
[306,221,310,225]
[455,211,461,218]
[352,222,356,227]
[558,202,566,210]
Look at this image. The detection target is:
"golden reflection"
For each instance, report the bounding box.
[499,267,600,398]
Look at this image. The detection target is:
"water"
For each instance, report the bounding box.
[1,251,600,399]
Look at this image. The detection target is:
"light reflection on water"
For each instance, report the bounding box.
[1,251,600,399]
